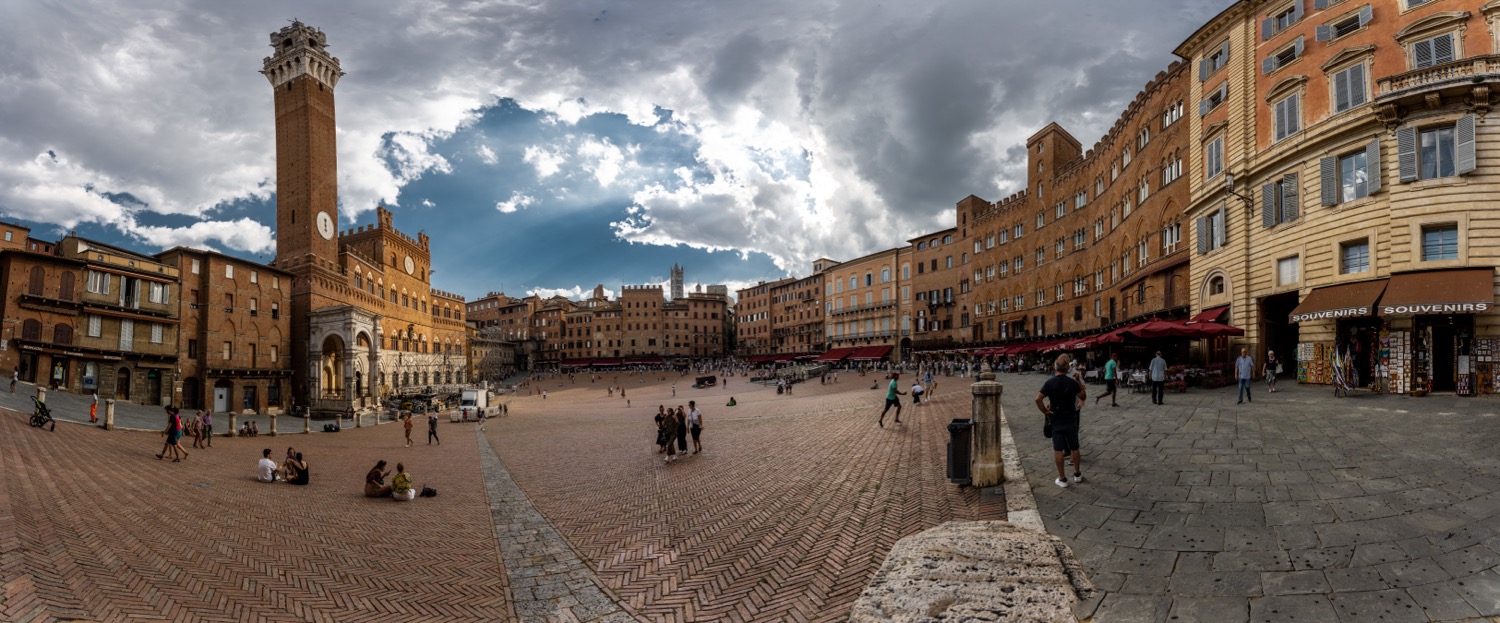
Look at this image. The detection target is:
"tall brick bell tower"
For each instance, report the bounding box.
[262,21,344,409]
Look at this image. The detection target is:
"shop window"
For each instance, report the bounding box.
[1340,239,1371,273]
[242,385,257,412]
[1421,224,1458,261]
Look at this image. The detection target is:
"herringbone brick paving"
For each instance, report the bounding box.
[488,372,1004,622]
[0,410,514,622]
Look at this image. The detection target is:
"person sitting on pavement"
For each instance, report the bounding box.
[280,447,297,480]
[726,397,736,406]
[257,448,278,483]
[391,463,415,501]
[285,452,309,486]
[365,460,392,497]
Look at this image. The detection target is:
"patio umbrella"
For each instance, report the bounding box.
[1183,321,1245,338]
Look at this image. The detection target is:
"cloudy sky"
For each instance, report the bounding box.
[0,0,1227,302]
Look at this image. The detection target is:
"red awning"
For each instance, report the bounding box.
[814,347,857,362]
[849,345,894,361]
[1187,305,1229,324]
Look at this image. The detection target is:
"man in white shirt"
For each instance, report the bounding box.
[257,448,278,482]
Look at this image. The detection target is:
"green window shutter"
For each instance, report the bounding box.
[1397,126,1418,182]
[1320,157,1338,206]
[1456,114,1477,176]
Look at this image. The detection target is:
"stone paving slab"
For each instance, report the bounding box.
[1003,374,1500,622]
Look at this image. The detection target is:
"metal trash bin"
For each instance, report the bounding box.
[947,418,973,485]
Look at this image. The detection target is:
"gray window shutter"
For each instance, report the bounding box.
[1366,139,1382,194]
[1221,40,1231,62]
[1262,183,1277,228]
[1316,24,1333,42]
[1200,58,1210,81]
[1320,156,1338,206]
[1349,63,1366,108]
[1282,173,1300,222]
[1397,126,1418,182]
[1358,4,1373,27]
[1414,39,1434,68]
[1200,98,1210,117]
[1334,67,1350,111]
[1315,0,1329,9]
[1434,34,1455,64]
[1291,1,1304,23]
[1221,82,1229,101]
[1264,56,1276,74]
[1216,205,1227,248]
[1197,216,1208,254]
[1294,36,1305,58]
[1456,114,1477,175]
[1263,17,1275,40]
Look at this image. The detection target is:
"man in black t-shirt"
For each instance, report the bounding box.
[1035,356,1086,488]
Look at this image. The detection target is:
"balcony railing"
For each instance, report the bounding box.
[1377,55,1500,99]
[828,300,898,317]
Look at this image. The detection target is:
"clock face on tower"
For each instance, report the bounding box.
[404,255,415,275]
[316,211,334,240]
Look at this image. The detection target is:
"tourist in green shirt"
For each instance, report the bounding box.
[878,373,907,428]
[1095,352,1120,407]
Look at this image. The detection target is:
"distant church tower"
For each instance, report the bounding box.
[670,264,684,300]
[263,21,344,402]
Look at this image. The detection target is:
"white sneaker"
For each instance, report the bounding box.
[1072,474,1084,484]
[1055,478,1069,488]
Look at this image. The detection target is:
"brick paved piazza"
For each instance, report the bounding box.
[1005,374,1500,623]
[2,372,999,622]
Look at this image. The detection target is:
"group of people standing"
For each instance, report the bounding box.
[655,401,703,462]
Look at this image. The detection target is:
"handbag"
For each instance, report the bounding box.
[419,486,437,497]
[1043,417,1053,439]
[655,428,669,445]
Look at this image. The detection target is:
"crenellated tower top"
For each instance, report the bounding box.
[261,20,343,90]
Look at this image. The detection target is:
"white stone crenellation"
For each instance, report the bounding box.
[261,20,343,90]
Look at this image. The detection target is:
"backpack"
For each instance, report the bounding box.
[419,486,438,498]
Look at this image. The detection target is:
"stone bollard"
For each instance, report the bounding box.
[356,409,363,428]
[228,413,238,438]
[304,414,311,434]
[970,366,1004,488]
[268,414,277,437]
[104,399,116,431]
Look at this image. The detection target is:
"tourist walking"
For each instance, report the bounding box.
[202,410,213,447]
[1236,347,1255,404]
[1264,350,1281,393]
[1149,351,1167,405]
[674,405,689,454]
[427,413,440,445]
[9,370,15,393]
[190,411,205,448]
[156,406,188,462]
[1095,353,1120,407]
[878,373,906,427]
[663,409,680,463]
[89,391,99,423]
[687,401,703,454]
[655,406,669,453]
[1035,356,1086,488]
[403,414,413,448]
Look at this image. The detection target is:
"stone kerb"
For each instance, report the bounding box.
[848,521,1094,622]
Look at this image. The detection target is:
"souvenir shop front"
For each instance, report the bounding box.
[1290,268,1495,395]
[1287,278,1388,388]
[1379,268,1493,396]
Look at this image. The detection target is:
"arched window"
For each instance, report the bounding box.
[21,319,40,340]
[880,268,891,283]
[53,324,72,345]
[28,266,44,296]
[59,272,75,300]
[943,235,953,244]
[1209,276,1226,296]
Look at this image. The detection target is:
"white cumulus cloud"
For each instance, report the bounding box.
[496,192,536,213]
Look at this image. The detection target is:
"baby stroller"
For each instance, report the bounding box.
[30,397,55,431]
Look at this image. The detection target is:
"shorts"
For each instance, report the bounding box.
[1105,379,1117,392]
[885,398,900,409]
[167,431,181,444]
[690,425,702,441]
[1051,426,1080,453]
